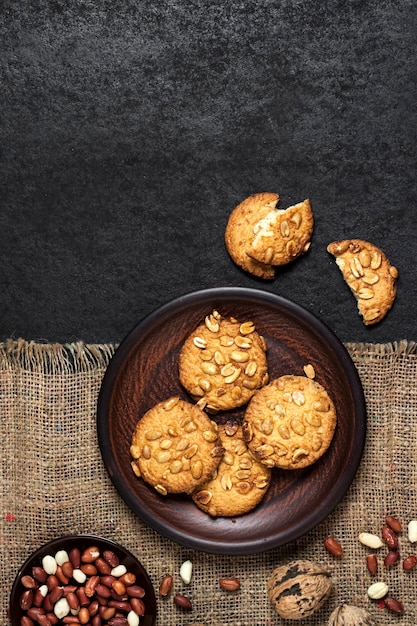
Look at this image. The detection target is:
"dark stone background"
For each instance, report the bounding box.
[1,1,416,345]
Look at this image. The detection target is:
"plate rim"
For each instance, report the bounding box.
[97,287,367,554]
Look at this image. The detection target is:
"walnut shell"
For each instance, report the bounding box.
[267,559,332,620]
[328,604,379,625]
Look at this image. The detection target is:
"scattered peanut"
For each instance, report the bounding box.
[159,574,173,596]
[324,536,343,557]
[219,577,241,591]
[381,525,398,549]
[179,560,193,585]
[366,554,378,574]
[358,532,383,549]
[385,515,402,534]
[408,519,417,543]
[384,550,399,568]
[367,581,388,600]
[174,594,192,610]
[402,555,417,571]
[384,596,404,614]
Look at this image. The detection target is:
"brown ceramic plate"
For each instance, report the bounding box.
[97,287,366,555]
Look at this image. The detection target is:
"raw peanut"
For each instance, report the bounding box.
[127,610,140,626]
[27,608,45,621]
[72,569,86,584]
[367,581,388,599]
[107,618,128,626]
[179,560,193,585]
[403,555,417,571]
[76,587,89,607]
[366,554,378,574]
[323,536,343,557]
[126,585,145,599]
[103,550,119,568]
[81,563,98,576]
[32,567,48,584]
[111,565,127,578]
[129,598,145,616]
[53,597,70,619]
[62,585,77,595]
[173,594,192,610]
[108,600,131,612]
[21,575,38,590]
[20,617,34,626]
[48,587,64,605]
[20,590,34,611]
[61,562,74,579]
[33,588,46,607]
[119,572,136,587]
[37,614,52,626]
[81,546,100,563]
[408,520,417,543]
[46,575,59,591]
[42,556,57,577]
[158,574,173,596]
[219,577,241,591]
[78,607,90,625]
[384,596,404,614]
[384,550,399,567]
[69,549,81,569]
[100,575,116,588]
[54,551,70,567]
[95,583,112,599]
[112,580,127,597]
[381,525,398,549]
[62,616,79,624]
[55,566,70,585]
[95,557,111,575]
[99,606,116,620]
[85,575,100,597]
[358,532,383,549]
[46,613,59,625]
[385,515,402,533]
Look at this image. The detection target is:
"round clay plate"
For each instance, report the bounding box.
[97,287,366,555]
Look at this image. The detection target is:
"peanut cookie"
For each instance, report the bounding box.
[179,310,269,412]
[242,375,337,470]
[247,198,314,266]
[130,397,224,495]
[192,422,271,517]
[327,239,398,325]
[224,192,279,278]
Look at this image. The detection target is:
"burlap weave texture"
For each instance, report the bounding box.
[1,339,416,626]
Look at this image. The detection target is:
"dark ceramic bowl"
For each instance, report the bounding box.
[9,534,157,626]
[97,287,367,554]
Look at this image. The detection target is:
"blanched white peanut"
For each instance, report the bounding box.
[179,560,193,585]
[408,520,417,543]
[54,597,70,619]
[72,568,87,583]
[54,550,70,566]
[127,609,140,626]
[358,532,383,549]
[111,564,127,577]
[367,581,388,599]
[42,555,57,575]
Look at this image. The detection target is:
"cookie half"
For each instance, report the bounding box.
[327,239,398,325]
[247,198,314,266]
[224,192,279,278]
[242,375,337,470]
[130,397,224,495]
[192,423,272,517]
[179,309,269,412]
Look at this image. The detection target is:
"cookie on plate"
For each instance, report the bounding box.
[224,192,279,278]
[192,422,271,517]
[242,375,337,470]
[179,309,269,412]
[327,239,398,325]
[247,198,314,267]
[130,397,224,495]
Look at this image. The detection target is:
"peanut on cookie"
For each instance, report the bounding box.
[327,239,398,325]
[130,397,224,495]
[179,310,269,412]
[192,422,271,517]
[224,192,314,278]
[242,375,337,470]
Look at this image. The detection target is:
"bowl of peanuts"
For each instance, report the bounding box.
[9,534,157,626]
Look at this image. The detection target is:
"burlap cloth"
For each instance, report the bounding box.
[1,339,416,626]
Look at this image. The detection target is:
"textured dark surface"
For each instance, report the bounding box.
[1,1,416,344]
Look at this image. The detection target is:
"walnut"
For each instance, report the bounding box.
[267,559,332,620]
[328,604,379,625]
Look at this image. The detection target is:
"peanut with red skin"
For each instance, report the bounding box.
[381,525,398,550]
[366,554,378,574]
[384,596,404,614]
[324,536,343,557]
[403,555,417,571]
[385,515,402,533]
[384,550,399,568]
[173,594,192,610]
